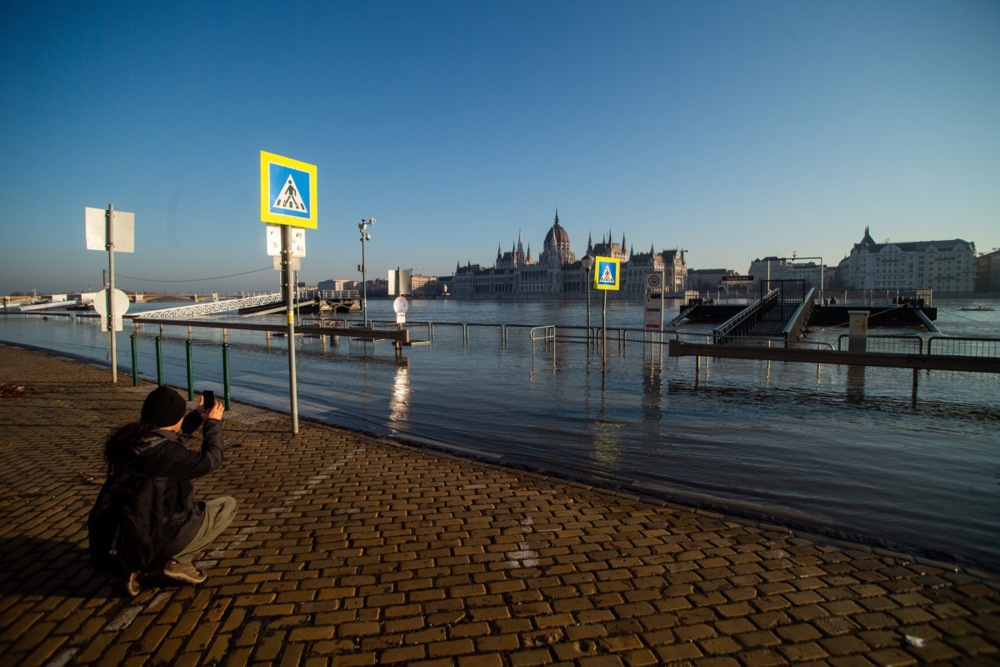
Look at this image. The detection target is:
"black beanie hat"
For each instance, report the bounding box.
[141,386,187,427]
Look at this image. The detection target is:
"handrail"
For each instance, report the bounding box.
[529,325,556,341]
[714,289,779,344]
[782,288,816,342]
[133,317,409,343]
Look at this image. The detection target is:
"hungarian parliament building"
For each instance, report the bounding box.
[451,212,688,298]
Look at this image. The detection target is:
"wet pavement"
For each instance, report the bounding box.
[1,342,998,666]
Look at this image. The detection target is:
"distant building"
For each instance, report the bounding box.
[687,268,737,293]
[451,211,686,297]
[840,227,976,293]
[317,279,358,292]
[975,249,1000,293]
[748,257,830,293]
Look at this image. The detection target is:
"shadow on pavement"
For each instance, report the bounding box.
[0,537,109,598]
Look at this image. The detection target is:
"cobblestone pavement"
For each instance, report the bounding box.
[1,343,998,667]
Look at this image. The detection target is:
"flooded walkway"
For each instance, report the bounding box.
[0,343,997,666]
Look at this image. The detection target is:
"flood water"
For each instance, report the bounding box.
[2,296,998,569]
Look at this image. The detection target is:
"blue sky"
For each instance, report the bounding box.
[2,0,998,295]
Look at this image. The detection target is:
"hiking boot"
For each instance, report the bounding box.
[163,560,207,584]
[123,572,140,597]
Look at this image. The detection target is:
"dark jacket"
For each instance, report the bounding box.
[111,411,224,561]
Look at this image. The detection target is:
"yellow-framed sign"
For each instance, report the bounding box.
[594,256,620,291]
[260,151,318,229]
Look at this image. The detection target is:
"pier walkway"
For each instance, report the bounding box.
[1,343,997,667]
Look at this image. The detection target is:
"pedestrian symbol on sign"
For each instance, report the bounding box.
[273,175,307,213]
[594,256,620,291]
[260,150,318,229]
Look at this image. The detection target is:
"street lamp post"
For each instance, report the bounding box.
[581,255,594,342]
[789,253,825,303]
[358,217,375,328]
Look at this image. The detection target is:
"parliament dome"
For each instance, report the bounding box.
[545,214,570,247]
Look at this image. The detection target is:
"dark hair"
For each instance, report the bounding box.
[104,421,157,472]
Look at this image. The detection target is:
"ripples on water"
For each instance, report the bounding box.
[2,297,998,569]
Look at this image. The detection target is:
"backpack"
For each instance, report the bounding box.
[88,465,164,574]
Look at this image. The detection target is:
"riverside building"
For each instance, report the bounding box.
[452,212,687,298]
[835,227,977,294]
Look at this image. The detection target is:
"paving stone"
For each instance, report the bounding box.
[0,343,998,667]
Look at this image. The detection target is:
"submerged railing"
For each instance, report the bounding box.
[836,334,1000,357]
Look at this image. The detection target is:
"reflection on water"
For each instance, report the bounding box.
[389,361,411,432]
[641,359,663,424]
[590,419,623,469]
[846,365,866,404]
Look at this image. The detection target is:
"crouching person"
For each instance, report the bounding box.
[89,386,237,597]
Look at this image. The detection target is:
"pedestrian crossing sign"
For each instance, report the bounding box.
[260,151,318,229]
[594,256,620,291]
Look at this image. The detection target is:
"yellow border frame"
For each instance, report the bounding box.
[260,151,318,229]
[594,256,621,291]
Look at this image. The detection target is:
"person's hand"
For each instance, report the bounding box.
[206,401,225,421]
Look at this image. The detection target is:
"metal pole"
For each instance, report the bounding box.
[361,234,368,329]
[106,204,117,383]
[222,342,231,409]
[155,336,163,386]
[130,334,139,387]
[602,290,607,364]
[283,225,299,434]
[185,339,194,401]
[586,269,591,343]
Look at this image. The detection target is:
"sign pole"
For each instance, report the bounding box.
[106,204,117,384]
[261,150,317,435]
[602,290,607,366]
[282,225,300,434]
[659,270,665,352]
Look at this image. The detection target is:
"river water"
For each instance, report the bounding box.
[2,296,998,569]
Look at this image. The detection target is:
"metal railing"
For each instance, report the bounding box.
[713,289,779,344]
[835,335,1000,359]
[782,288,816,341]
[837,334,925,355]
[529,325,556,342]
[928,336,1000,358]
[315,289,360,300]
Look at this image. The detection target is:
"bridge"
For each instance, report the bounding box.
[133,293,285,319]
[131,290,360,320]
[138,293,244,303]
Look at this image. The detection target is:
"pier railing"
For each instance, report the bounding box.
[713,289,780,344]
[836,334,1000,358]
[836,334,924,355]
[927,336,1000,358]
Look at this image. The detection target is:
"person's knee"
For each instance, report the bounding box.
[215,496,238,520]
